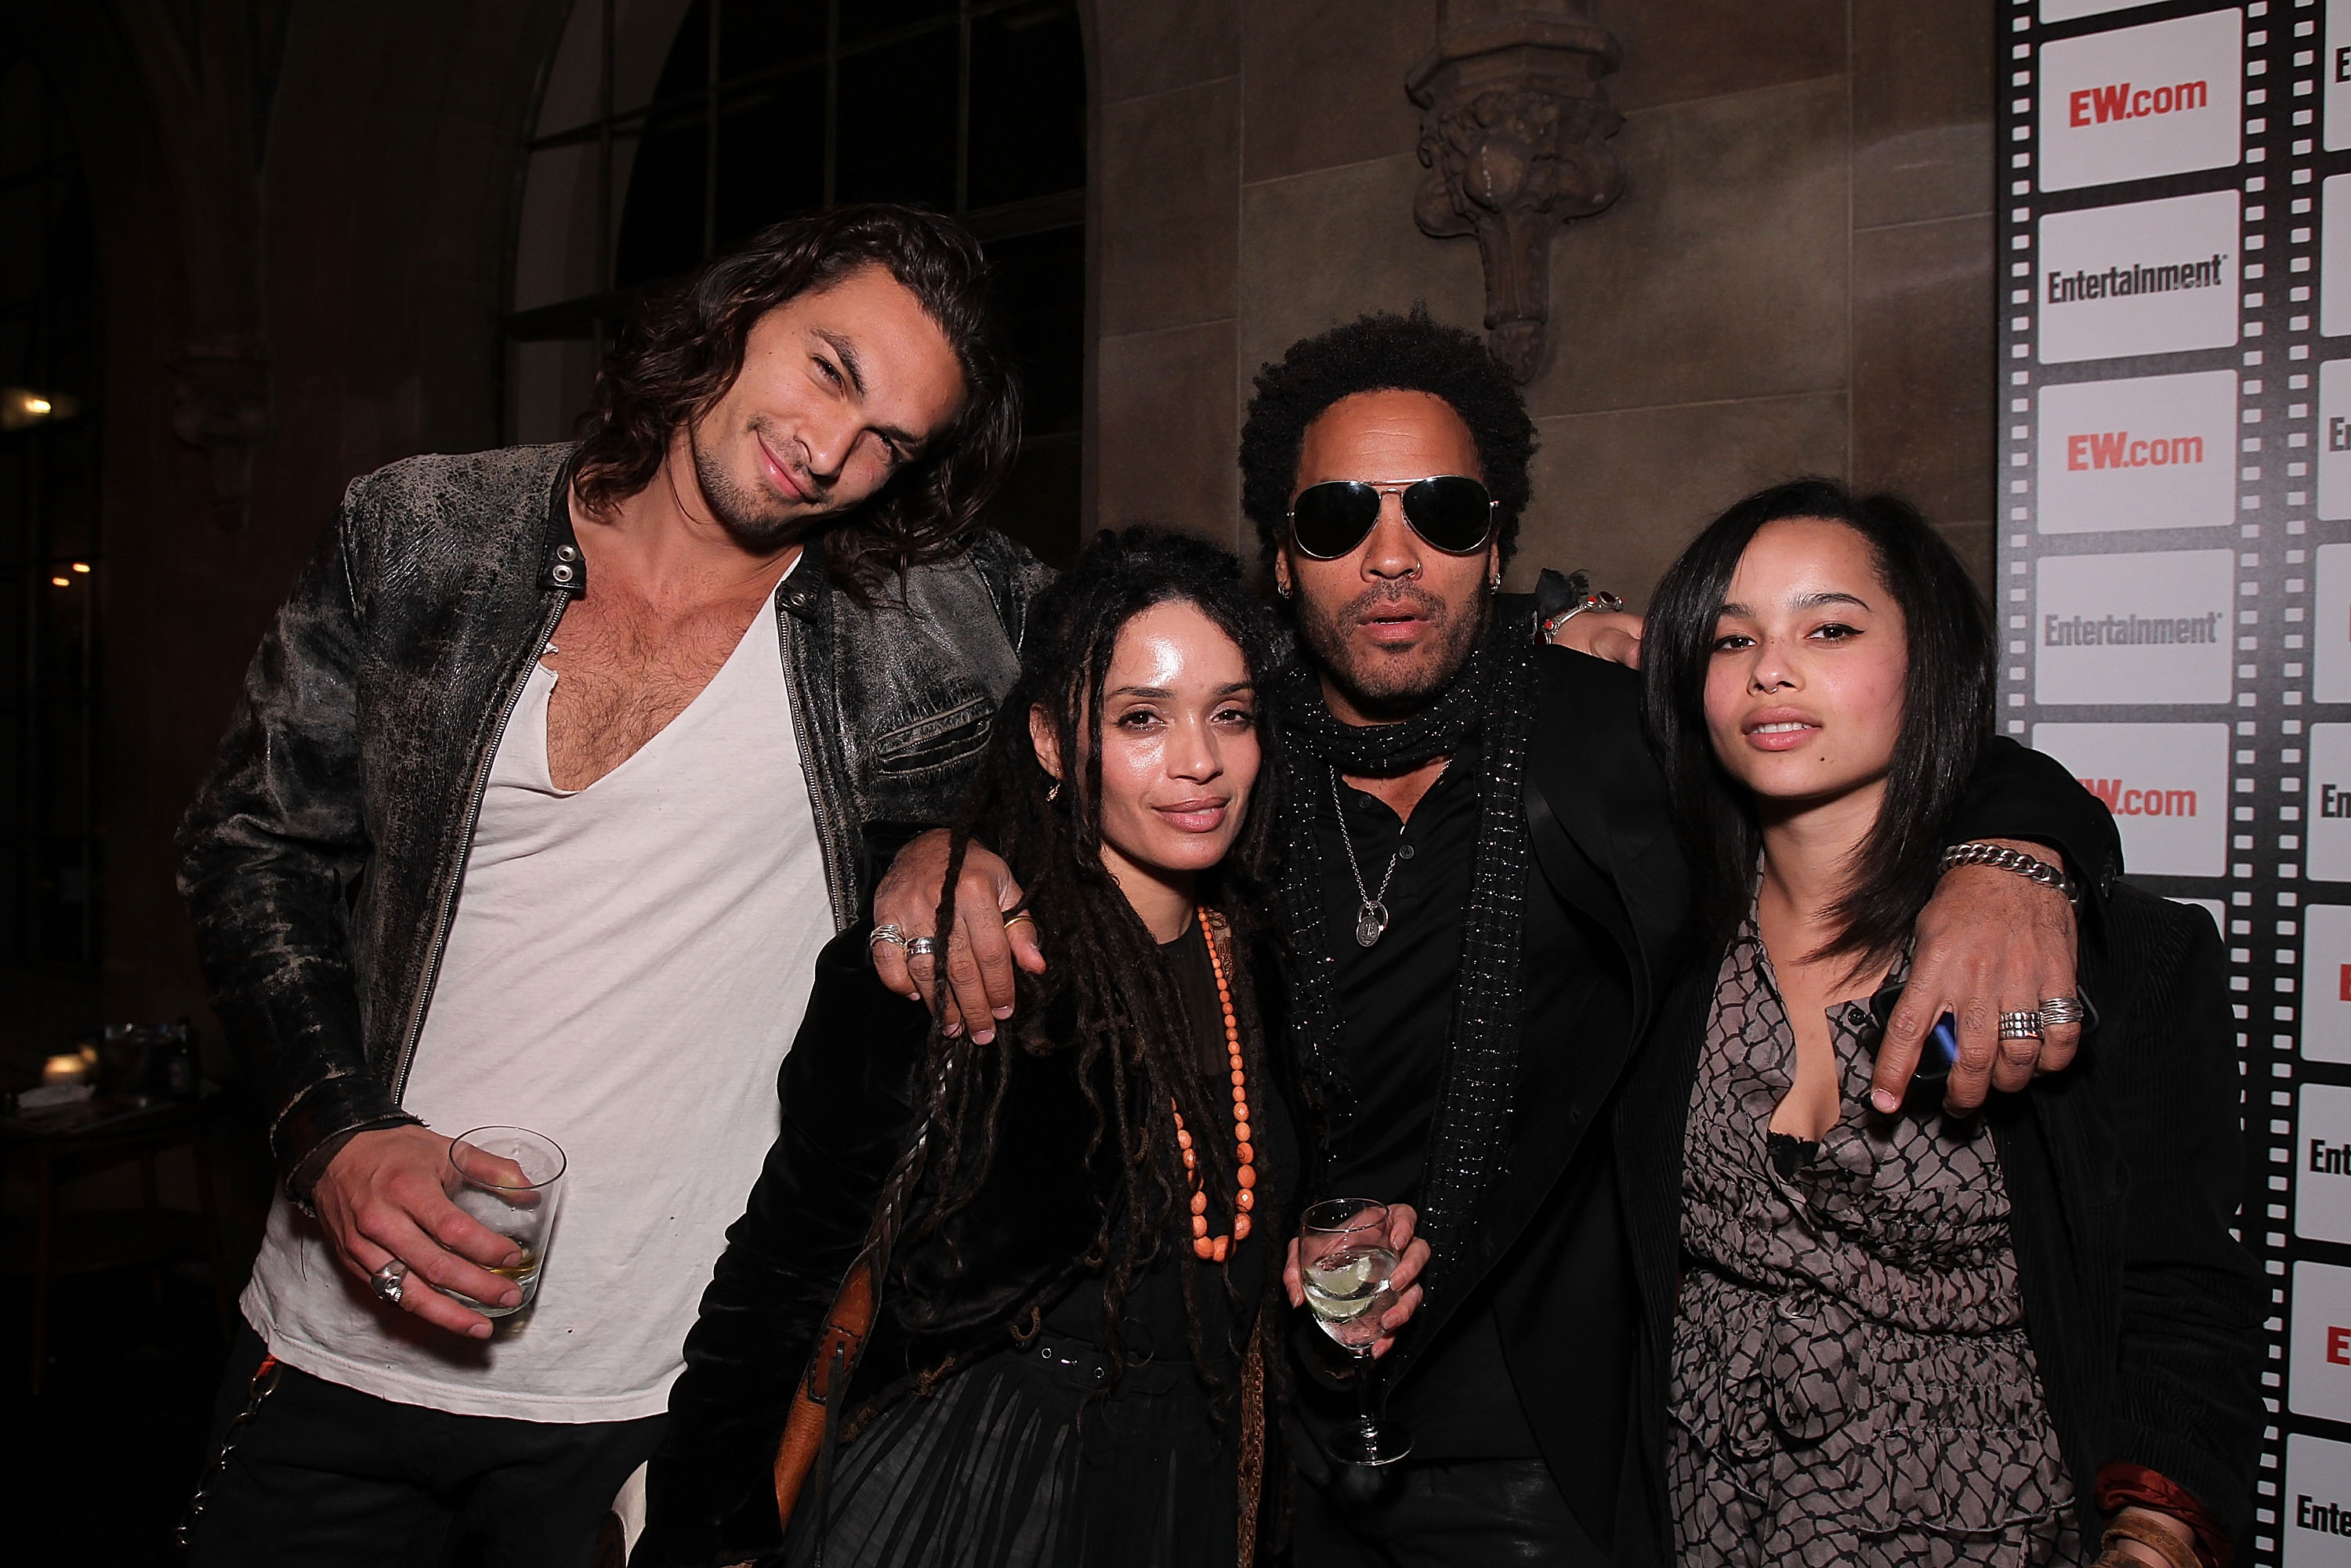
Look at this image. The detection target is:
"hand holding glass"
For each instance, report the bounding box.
[442,1126,565,1318]
[1299,1197,1413,1465]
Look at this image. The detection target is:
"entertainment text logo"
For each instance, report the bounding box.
[2285,1434,2351,1566]
[2305,1083,2351,1242]
[2039,192,2238,361]
[2044,254,2227,305]
[2042,610,2220,648]
[2033,551,2232,705]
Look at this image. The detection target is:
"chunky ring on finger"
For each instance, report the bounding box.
[2038,994,2087,1030]
[904,936,942,960]
[369,1260,408,1305]
[868,923,909,950]
[1998,1010,2044,1041]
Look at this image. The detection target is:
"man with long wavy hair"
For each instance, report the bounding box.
[175,205,1052,1566]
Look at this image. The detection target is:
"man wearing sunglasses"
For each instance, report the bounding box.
[875,309,2117,1566]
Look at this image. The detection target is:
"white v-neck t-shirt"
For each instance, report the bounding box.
[241,570,833,1422]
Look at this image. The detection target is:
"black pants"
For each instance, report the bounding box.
[185,1324,665,1568]
[1288,1454,1607,1567]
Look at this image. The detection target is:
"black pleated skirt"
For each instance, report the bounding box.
[782,1330,1248,1568]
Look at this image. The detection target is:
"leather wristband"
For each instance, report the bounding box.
[2098,1510,2206,1568]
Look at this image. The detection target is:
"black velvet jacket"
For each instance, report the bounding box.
[1372,643,2129,1564]
[1617,882,2264,1552]
[635,922,1291,1568]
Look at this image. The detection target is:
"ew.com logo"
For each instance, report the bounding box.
[2319,545,2351,701]
[2064,431,2203,469]
[2080,779,2198,817]
[2291,1263,2351,1425]
[2039,11,2239,191]
[2067,78,2207,125]
[2305,906,2351,1068]
[2037,371,2233,534]
[2031,723,2225,876]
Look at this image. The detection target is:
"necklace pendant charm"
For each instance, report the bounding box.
[1355,900,1389,948]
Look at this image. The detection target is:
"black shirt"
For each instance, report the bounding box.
[1309,738,1639,1530]
[1041,917,1293,1368]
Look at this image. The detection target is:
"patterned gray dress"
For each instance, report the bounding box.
[1667,920,2085,1566]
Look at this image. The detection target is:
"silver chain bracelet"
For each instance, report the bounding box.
[1938,841,2079,905]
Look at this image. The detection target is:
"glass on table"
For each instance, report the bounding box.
[443,1126,565,1318]
[1298,1197,1411,1466]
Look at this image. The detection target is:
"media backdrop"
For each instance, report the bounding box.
[2002,1,2351,1559]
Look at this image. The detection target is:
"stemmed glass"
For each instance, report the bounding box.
[1298,1197,1412,1465]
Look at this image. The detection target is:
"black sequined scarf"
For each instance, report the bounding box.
[1275,614,1539,1300]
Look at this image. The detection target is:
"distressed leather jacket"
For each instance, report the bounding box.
[176,443,1052,1193]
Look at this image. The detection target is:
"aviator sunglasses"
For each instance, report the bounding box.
[1285,475,1499,560]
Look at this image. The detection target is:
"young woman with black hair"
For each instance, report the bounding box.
[633,527,1426,1568]
[1632,480,2262,1567]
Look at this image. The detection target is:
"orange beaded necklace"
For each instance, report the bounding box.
[1172,907,1256,1262]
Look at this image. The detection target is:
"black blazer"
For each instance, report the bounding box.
[1384,642,2129,1564]
[1614,882,2264,1552]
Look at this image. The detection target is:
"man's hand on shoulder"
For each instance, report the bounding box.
[312,1124,530,1340]
[1545,609,1643,670]
[870,829,1044,1042]
[1877,840,2081,1116]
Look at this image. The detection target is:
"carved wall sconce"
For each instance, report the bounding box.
[1408,2,1628,382]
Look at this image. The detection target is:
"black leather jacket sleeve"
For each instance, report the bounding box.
[639,929,932,1568]
[175,518,415,1192]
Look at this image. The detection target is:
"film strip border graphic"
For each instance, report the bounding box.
[1998,2,2349,1563]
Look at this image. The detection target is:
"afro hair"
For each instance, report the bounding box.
[1237,306,1538,573]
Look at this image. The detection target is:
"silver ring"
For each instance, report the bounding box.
[2038,995,2087,1030]
[868,923,909,949]
[1998,1010,2043,1041]
[369,1260,408,1305]
[904,936,942,960]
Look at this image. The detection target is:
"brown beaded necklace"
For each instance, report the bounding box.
[1172,907,1255,1262]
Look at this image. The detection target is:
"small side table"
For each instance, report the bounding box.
[0,1088,235,1395]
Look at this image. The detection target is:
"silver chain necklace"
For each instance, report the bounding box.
[1330,762,1443,947]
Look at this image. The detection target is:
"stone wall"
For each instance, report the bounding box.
[1086,0,2000,602]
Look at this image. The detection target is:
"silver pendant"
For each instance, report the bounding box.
[1355,900,1389,947]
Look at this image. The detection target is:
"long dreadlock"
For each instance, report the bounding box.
[886,527,1291,1416]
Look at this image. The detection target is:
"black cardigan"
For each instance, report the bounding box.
[1615,882,2266,1551]
[632,923,1291,1568]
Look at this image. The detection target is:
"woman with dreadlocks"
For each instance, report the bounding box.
[635,527,1428,1568]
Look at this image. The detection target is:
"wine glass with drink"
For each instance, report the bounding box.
[1298,1197,1412,1465]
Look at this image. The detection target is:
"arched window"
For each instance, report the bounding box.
[0,49,99,967]
[505,0,1086,563]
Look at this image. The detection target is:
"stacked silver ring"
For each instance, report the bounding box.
[868,923,910,950]
[1998,1010,2043,1040]
[2038,994,2087,1030]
